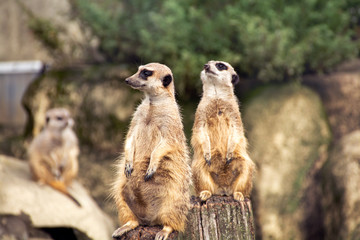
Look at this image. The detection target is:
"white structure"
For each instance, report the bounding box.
[0,60,44,125]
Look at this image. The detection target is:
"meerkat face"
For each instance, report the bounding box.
[125,63,174,96]
[45,108,73,131]
[201,60,239,87]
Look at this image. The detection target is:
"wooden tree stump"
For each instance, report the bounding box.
[113,196,255,240]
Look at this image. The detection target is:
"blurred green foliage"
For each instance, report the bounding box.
[73,0,359,95]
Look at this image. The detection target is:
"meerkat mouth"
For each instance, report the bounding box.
[126,80,146,89]
[204,63,217,76]
[205,69,217,76]
[130,84,146,89]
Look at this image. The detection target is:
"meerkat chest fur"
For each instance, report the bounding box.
[199,82,242,146]
[132,96,182,160]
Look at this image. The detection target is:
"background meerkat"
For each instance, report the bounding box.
[191,60,255,203]
[111,63,191,240]
[28,108,81,206]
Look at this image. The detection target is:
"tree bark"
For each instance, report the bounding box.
[114,196,255,240]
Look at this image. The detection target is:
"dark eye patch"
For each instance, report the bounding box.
[139,69,154,80]
[46,116,50,123]
[215,63,228,71]
[162,74,172,87]
[57,116,63,121]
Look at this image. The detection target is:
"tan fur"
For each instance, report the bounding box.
[191,60,255,201]
[28,108,80,206]
[111,63,191,240]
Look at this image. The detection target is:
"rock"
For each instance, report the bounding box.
[322,130,360,240]
[22,65,140,151]
[0,0,101,64]
[0,154,114,240]
[0,213,53,240]
[243,83,331,239]
[303,59,360,141]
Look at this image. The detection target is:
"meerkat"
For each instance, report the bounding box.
[28,108,81,207]
[191,60,255,203]
[111,63,191,240]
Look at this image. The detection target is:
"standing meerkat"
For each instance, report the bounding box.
[111,63,191,240]
[191,60,255,203]
[28,108,81,206]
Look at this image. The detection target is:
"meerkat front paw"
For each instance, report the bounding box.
[112,220,139,238]
[226,152,233,164]
[233,191,244,202]
[204,152,211,166]
[124,162,133,178]
[144,166,157,181]
[199,190,212,201]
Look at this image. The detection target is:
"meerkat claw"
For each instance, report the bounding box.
[124,163,133,178]
[233,191,244,202]
[155,231,169,240]
[246,200,252,214]
[144,168,156,181]
[199,190,212,201]
[204,153,211,166]
[155,226,172,240]
[112,226,131,238]
[226,152,233,164]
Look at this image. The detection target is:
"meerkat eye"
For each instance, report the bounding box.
[215,63,228,71]
[140,69,153,79]
[57,116,63,121]
[46,117,50,123]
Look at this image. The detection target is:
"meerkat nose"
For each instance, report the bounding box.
[125,78,130,84]
[204,64,210,71]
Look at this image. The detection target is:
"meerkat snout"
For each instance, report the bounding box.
[204,64,210,71]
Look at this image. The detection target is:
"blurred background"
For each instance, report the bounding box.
[1,0,360,239]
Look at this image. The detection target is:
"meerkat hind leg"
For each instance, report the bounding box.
[112,220,139,238]
[196,167,215,201]
[155,226,173,240]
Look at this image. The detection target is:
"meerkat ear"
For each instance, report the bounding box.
[232,74,239,85]
[162,74,172,87]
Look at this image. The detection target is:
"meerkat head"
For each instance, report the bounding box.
[45,108,73,131]
[125,63,175,97]
[201,60,239,88]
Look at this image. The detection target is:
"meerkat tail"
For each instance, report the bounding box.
[48,180,82,207]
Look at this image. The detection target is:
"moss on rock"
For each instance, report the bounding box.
[322,130,360,240]
[243,83,331,239]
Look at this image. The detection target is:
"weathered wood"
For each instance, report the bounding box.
[113,225,178,240]
[114,196,255,240]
